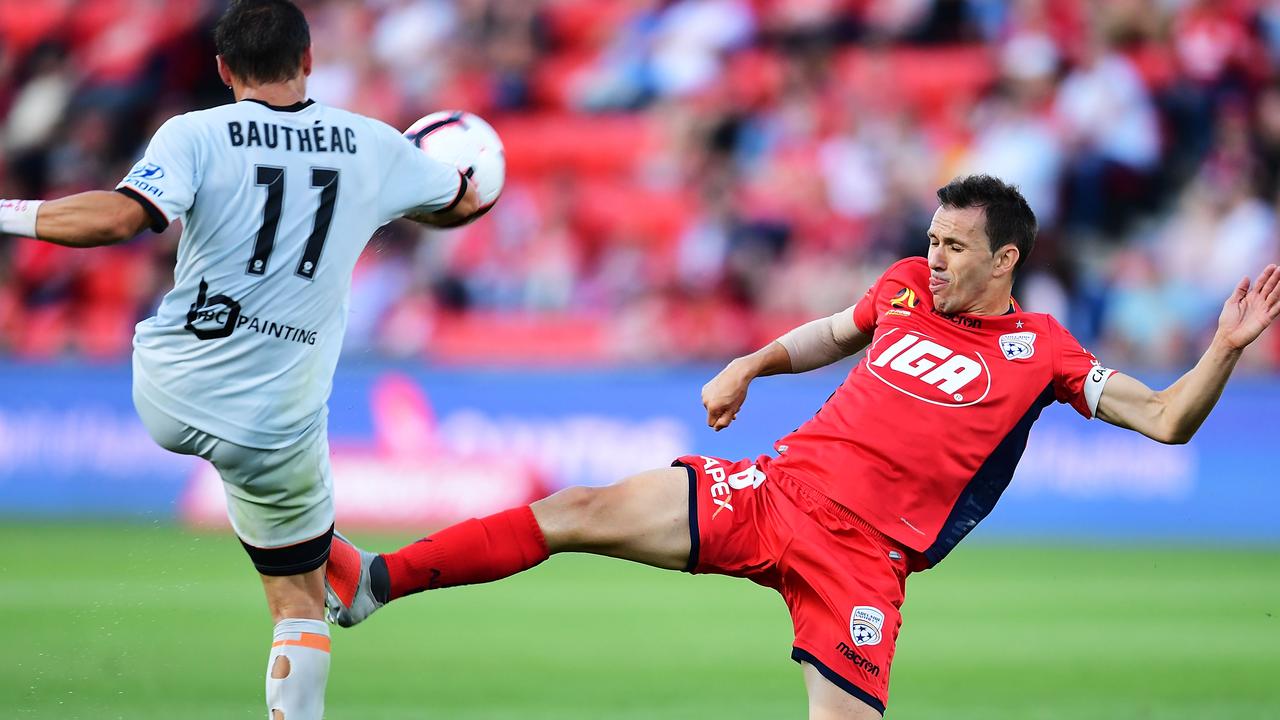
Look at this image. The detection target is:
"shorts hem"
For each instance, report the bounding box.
[673,461,700,573]
[240,524,334,576]
[791,646,885,716]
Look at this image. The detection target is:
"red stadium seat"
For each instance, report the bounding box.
[494,113,660,177]
[835,46,997,119]
[542,0,636,50]
[14,305,69,359]
[573,178,692,248]
[528,50,598,110]
[429,312,608,363]
[76,306,134,359]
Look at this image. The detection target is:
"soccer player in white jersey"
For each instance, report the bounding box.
[0,1,482,717]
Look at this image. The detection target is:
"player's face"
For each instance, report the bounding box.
[926,205,998,314]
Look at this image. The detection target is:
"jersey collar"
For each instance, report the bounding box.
[243,98,315,113]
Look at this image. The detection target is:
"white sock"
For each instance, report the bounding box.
[266,618,331,720]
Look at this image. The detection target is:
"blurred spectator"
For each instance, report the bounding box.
[1054,30,1161,234]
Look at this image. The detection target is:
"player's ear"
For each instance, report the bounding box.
[992,243,1019,278]
[301,46,313,78]
[215,55,233,88]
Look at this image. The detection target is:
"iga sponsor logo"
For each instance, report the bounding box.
[865,329,991,407]
[850,605,885,647]
[999,331,1036,360]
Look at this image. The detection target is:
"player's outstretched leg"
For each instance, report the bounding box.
[325,467,690,626]
[325,530,387,626]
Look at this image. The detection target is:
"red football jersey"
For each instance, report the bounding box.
[770,257,1114,567]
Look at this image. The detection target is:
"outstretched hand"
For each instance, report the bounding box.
[702,362,752,431]
[1218,264,1280,351]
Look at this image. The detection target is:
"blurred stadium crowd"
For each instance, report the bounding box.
[1,0,1278,367]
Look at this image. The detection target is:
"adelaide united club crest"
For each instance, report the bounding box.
[850,606,885,647]
[998,331,1036,360]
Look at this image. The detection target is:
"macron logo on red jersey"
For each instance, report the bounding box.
[866,329,991,407]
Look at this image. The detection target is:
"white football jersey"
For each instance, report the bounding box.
[119,99,463,449]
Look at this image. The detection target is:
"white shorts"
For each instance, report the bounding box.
[133,381,334,571]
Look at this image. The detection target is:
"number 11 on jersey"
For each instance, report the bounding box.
[247,164,340,281]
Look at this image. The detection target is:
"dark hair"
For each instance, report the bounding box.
[935,175,1037,270]
[214,0,310,85]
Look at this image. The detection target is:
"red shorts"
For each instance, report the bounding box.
[674,454,911,715]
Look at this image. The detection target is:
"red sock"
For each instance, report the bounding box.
[383,506,550,600]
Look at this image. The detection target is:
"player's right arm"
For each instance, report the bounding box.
[0,192,152,247]
[1,114,200,247]
[702,306,871,431]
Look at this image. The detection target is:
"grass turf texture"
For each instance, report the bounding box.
[1,523,1277,719]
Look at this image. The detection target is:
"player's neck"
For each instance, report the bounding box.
[958,283,1015,316]
[234,77,308,108]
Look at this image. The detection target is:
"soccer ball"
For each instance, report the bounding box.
[404,110,505,209]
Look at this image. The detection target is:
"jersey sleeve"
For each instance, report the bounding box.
[116,115,201,232]
[1050,319,1115,419]
[852,257,926,334]
[374,121,467,221]
[851,274,883,334]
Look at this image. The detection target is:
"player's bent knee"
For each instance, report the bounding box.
[261,565,329,622]
[533,485,610,550]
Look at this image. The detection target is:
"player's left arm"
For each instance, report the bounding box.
[701,305,871,431]
[403,173,481,227]
[1096,264,1280,444]
[0,192,153,248]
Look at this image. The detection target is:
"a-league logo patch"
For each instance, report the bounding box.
[850,605,885,647]
[889,287,919,308]
[998,331,1036,360]
[128,162,165,180]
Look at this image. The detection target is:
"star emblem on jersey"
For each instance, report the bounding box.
[850,606,885,647]
[998,331,1036,361]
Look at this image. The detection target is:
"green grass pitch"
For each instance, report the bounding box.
[1,523,1277,719]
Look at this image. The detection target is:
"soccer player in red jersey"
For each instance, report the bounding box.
[326,175,1280,718]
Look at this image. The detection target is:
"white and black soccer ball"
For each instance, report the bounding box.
[404,110,505,208]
